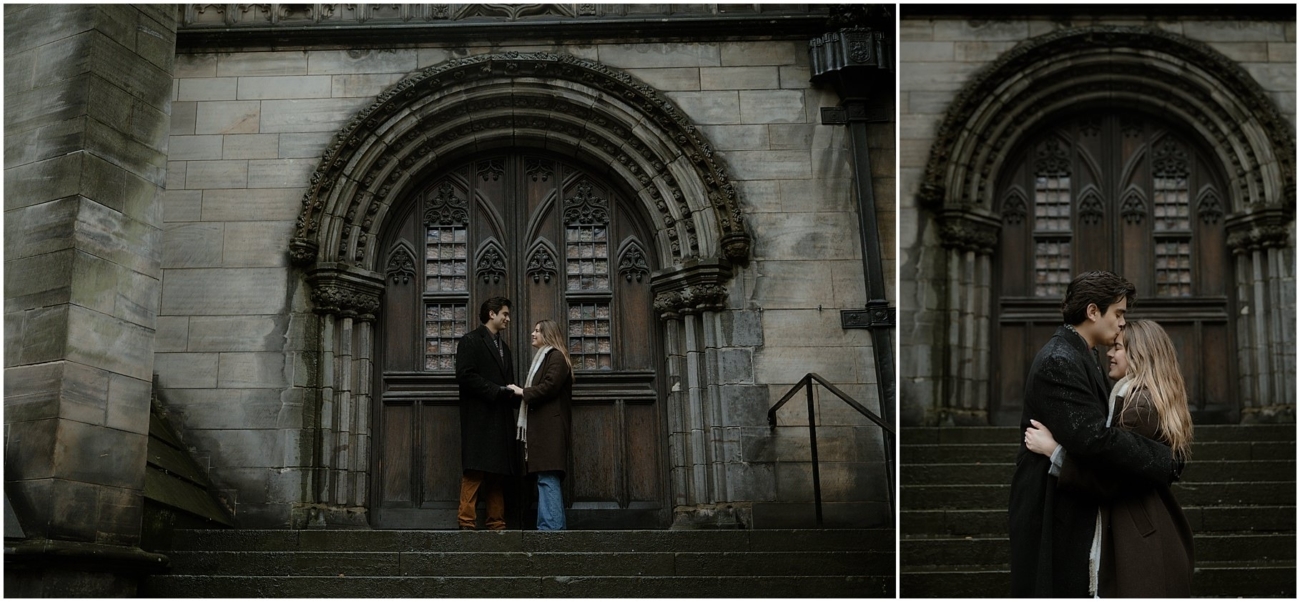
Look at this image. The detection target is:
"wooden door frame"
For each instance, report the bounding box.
[368,150,674,529]
[987,109,1238,425]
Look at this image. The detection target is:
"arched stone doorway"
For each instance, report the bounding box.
[918,26,1295,426]
[286,52,753,526]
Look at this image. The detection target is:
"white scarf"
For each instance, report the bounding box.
[1089,377,1133,597]
[516,346,554,460]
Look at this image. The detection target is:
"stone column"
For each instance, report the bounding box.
[1227,211,1296,423]
[300,267,381,526]
[936,211,999,425]
[652,262,746,528]
[4,4,175,595]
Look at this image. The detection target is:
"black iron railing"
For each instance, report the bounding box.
[768,373,895,526]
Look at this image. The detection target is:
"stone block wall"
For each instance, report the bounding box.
[4,0,175,579]
[898,15,1295,426]
[161,38,891,526]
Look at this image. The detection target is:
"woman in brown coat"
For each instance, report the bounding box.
[1025,320,1195,597]
[507,319,573,530]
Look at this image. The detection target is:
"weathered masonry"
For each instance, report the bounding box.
[4,4,895,595]
[899,7,1296,427]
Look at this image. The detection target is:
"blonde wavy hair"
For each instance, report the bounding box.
[1120,320,1193,460]
[534,319,574,381]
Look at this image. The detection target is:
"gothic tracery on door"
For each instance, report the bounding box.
[993,110,1235,425]
[373,153,666,528]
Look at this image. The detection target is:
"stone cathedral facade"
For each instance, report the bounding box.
[4,4,894,593]
[899,7,1295,427]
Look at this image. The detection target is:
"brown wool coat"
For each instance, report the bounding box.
[522,348,573,476]
[1059,388,1195,598]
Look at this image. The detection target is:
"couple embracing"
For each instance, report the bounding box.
[1009,271,1195,597]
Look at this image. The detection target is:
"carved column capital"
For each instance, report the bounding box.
[307,265,385,322]
[650,259,733,318]
[1225,208,1294,254]
[937,210,1001,255]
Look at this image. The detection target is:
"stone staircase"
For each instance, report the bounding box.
[142,528,894,597]
[900,424,1295,598]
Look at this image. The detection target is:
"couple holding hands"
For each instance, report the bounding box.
[454,296,574,532]
[1009,270,1196,597]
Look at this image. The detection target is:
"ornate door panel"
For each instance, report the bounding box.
[372,153,666,528]
[993,111,1234,425]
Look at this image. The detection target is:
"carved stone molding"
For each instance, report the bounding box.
[290,239,320,267]
[307,266,385,321]
[918,26,1295,218]
[181,3,827,28]
[937,211,1000,255]
[650,260,733,318]
[1225,209,1294,254]
[287,52,751,275]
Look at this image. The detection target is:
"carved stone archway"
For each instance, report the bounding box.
[286,52,755,525]
[919,26,1295,425]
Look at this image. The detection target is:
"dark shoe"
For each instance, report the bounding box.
[458,524,477,531]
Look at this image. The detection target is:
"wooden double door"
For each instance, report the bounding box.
[372,153,667,528]
[993,110,1236,425]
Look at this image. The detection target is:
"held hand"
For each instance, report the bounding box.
[507,384,524,396]
[1024,419,1060,457]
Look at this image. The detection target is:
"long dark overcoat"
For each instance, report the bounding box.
[1008,325,1180,598]
[522,348,573,475]
[455,325,518,476]
[1059,388,1195,597]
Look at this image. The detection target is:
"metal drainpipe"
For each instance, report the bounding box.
[809,25,897,516]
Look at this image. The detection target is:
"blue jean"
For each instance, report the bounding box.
[535,471,566,531]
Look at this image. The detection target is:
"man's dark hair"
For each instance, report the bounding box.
[1061,271,1135,325]
[479,296,512,324]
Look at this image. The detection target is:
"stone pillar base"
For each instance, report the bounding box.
[292,503,371,529]
[1241,405,1296,424]
[670,503,752,529]
[939,408,988,426]
[4,540,168,597]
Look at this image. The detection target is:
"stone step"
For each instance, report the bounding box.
[902,460,1295,485]
[902,441,1295,464]
[158,529,891,554]
[900,561,1295,598]
[901,481,1295,510]
[901,424,1296,445]
[903,505,1299,538]
[142,574,892,597]
[903,505,1297,537]
[162,550,892,577]
[900,533,1295,567]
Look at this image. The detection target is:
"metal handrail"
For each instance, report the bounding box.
[767,373,895,526]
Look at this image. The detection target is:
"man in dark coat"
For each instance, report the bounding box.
[454,296,519,530]
[1008,271,1182,597]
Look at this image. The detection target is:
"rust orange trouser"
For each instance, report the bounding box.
[458,470,506,530]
